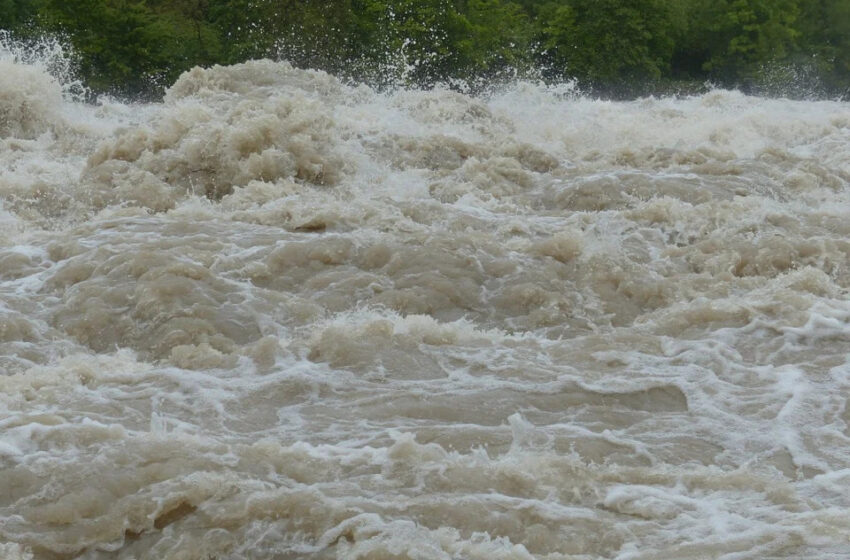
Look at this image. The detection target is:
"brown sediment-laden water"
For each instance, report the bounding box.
[3,45,850,560]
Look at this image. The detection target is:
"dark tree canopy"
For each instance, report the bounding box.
[3,0,847,98]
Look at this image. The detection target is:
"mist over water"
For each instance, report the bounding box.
[4,44,850,560]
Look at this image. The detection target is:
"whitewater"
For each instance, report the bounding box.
[3,43,850,560]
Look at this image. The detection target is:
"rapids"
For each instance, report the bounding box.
[3,48,850,559]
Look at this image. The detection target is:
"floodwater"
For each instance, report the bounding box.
[3,45,850,559]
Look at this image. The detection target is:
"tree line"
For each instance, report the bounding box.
[2,0,849,99]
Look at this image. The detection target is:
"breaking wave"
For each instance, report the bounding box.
[3,42,850,559]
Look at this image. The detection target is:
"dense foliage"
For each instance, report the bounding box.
[2,0,849,98]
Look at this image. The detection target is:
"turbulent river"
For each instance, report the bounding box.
[3,45,850,560]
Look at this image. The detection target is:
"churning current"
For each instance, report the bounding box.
[3,47,850,560]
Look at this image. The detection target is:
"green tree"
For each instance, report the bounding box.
[38,0,219,96]
[379,0,474,85]
[5,0,850,98]
[207,0,271,63]
[0,0,38,31]
[538,0,676,93]
[151,0,221,66]
[796,0,850,93]
[693,0,801,83]
[464,0,535,78]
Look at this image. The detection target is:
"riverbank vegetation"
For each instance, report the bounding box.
[2,0,849,99]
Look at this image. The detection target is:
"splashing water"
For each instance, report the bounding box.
[3,42,850,560]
